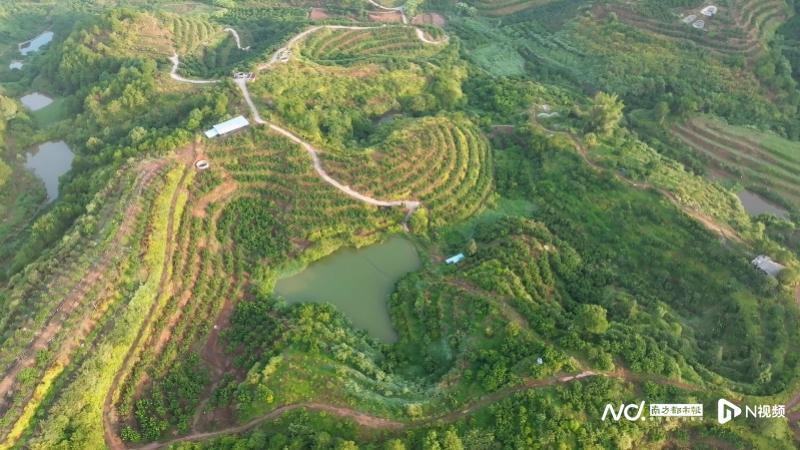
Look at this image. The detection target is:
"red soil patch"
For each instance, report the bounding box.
[411,12,446,27]
[309,7,329,21]
[368,10,404,23]
[193,180,238,218]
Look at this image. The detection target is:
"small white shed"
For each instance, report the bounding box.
[205,115,249,138]
[446,253,465,265]
[752,255,785,277]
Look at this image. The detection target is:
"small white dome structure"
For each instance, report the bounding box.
[701,5,718,17]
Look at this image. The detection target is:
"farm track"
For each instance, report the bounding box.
[103,152,194,450]
[235,77,420,216]
[541,125,744,243]
[0,161,165,422]
[367,0,407,23]
[138,367,703,449]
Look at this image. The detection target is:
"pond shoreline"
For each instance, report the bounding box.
[274,235,421,343]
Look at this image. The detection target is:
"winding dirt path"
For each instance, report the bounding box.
[367,0,408,23]
[168,54,219,84]
[543,125,742,243]
[235,78,420,215]
[137,367,705,449]
[257,24,447,70]
[228,22,451,217]
[223,28,248,51]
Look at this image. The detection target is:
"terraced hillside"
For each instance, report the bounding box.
[468,0,557,16]
[211,128,399,255]
[323,116,494,227]
[600,0,791,57]
[299,26,444,64]
[672,116,800,211]
[72,11,175,58]
[0,156,178,447]
[167,16,223,55]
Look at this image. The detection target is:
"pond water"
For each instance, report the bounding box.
[25,141,75,203]
[274,235,421,343]
[19,31,54,55]
[737,190,790,219]
[9,61,23,70]
[20,92,53,111]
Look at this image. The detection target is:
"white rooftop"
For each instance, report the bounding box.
[752,255,785,277]
[701,5,718,16]
[205,115,249,138]
[446,253,465,265]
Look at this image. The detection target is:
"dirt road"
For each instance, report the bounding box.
[223,28,248,51]
[367,0,408,23]
[234,78,420,216]
[168,54,219,84]
[137,367,706,449]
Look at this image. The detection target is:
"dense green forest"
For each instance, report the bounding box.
[0,0,799,449]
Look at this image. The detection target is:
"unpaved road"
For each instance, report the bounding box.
[223,28,248,50]
[168,54,219,84]
[137,367,705,449]
[257,24,447,70]
[367,0,408,23]
[234,77,420,216]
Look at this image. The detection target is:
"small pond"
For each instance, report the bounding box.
[737,190,790,219]
[25,141,75,203]
[274,235,421,343]
[19,31,54,55]
[20,92,53,111]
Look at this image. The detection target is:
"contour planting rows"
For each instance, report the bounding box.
[212,128,397,250]
[114,177,248,442]
[323,117,494,227]
[0,159,170,445]
[169,16,222,55]
[603,0,789,57]
[469,0,556,16]
[672,118,800,208]
[300,26,442,63]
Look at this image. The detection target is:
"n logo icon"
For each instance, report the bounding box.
[718,398,741,424]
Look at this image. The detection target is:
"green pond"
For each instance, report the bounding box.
[274,236,420,343]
